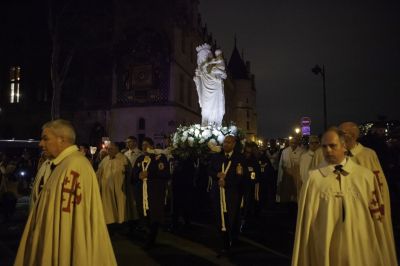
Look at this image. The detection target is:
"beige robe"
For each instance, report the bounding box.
[309,146,324,170]
[14,145,116,266]
[277,146,304,202]
[299,150,314,184]
[349,143,397,265]
[292,159,396,266]
[97,152,131,224]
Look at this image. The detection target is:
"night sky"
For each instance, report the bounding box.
[199,0,400,138]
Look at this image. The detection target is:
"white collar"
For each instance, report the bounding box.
[350,142,363,156]
[52,145,79,166]
[319,157,352,177]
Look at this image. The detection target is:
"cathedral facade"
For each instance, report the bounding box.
[0,0,258,145]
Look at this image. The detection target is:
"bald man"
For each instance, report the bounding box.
[339,121,397,264]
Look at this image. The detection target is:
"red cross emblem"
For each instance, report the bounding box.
[372,171,384,192]
[62,170,82,213]
[369,189,385,222]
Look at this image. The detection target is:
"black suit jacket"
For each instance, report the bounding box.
[208,150,247,190]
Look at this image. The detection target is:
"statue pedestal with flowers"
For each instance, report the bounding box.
[170,43,243,161]
[171,123,243,162]
[166,44,243,225]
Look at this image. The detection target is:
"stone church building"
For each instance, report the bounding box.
[0,0,257,146]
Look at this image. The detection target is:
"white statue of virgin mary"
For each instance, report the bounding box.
[193,43,227,127]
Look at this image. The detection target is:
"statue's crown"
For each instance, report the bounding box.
[196,43,211,52]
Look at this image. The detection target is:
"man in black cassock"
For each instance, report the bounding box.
[133,137,170,248]
[209,135,247,256]
[240,142,261,232]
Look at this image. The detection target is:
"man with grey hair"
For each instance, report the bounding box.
[339,121,396,261]
[15,119,117,266]
[292,128,397,266]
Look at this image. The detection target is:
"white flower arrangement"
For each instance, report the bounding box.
[171,122,243,161]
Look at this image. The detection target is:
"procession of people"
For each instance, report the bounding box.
[1,43,399,266]
[0,118,398,265]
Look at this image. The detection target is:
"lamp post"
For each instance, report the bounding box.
[312,64,327,130]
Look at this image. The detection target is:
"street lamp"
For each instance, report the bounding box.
[312,64,327,130]
[294,127,301,135]
[257,139,263,147]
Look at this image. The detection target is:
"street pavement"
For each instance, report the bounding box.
[1,199,399,266]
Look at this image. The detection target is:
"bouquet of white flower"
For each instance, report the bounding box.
[171,122,243,161]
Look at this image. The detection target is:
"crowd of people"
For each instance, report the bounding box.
[0,119,399,265]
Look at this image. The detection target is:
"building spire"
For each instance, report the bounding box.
[228,35,249,80]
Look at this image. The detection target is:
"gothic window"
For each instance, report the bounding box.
[10,66,21,103]
[247,121,250,130]
[246,109,249,118]
[138,118,146,130]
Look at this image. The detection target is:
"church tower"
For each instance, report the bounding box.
[227,38,258,141]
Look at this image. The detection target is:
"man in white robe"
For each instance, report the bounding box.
[299,135,320,184]
[14,119,116,266]
[339,121,397,264]
[97,142,131,224]
[309,146,324,170]
[266,141,280,172]
[277,138,305,202]
[292,128,397,266]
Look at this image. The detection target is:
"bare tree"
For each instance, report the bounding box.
[48,0,75,119]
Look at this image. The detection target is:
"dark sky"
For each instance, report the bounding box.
[199,0,400,138]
